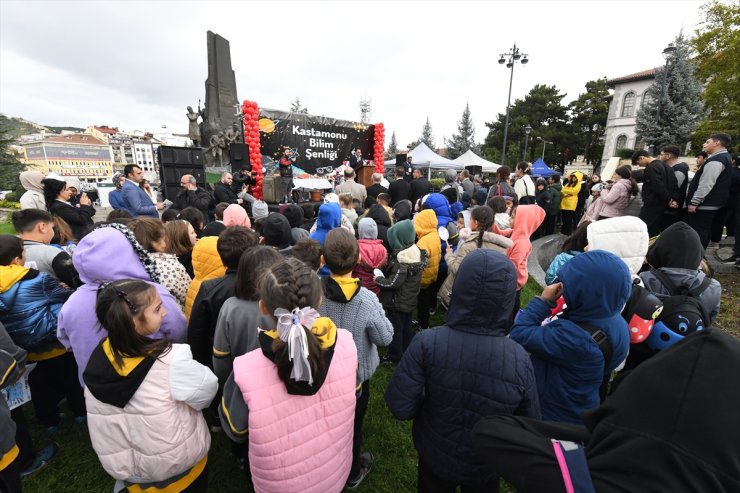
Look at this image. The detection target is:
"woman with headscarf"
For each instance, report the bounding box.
[108,172,126,210]
[19,170,46,210]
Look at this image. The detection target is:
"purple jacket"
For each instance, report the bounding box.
[57,224,186,385]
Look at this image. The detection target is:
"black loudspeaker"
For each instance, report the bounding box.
[229,143,251,172]
[396,154,407,165]
[157,146,206,202]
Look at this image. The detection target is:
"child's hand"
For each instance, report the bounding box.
[540,282,563,303]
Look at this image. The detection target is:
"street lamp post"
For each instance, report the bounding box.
[656,42,676,127]
[522,124,532,161]
[537,136,553,160]
[498,44,529,166]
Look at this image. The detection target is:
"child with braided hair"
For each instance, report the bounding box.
[438,206,512,308]
[220,258,358,493]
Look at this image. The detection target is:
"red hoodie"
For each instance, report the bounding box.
[352,239,388,295]
[504,205,546,289]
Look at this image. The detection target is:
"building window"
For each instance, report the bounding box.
[615,134,628,153]
[621,92,636,117]
[634,135,644,151]
[640,93,650,109]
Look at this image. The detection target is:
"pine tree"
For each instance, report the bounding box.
[387,131,398,157]
[0,115,25,193]
[635,32,704,150]
[290,97,309,114]
[419,117,436,150]
[444,103,481,159]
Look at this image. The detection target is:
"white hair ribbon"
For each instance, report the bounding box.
[274,307,320,385]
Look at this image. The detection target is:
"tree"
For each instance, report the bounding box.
[386,130,398,157]
[483,84,574,166]
[289,97,309,114]
[419,117,436,149]
[691,0,739,151]
[568,78,610,164]
[635,32,704,150]
[0,115,25,193]
[444,103,481,159]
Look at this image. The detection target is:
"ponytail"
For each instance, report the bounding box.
[615,166,639,197]
[471,206,495,249]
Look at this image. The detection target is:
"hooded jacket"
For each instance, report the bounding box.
[507,205,546,289]
[580,329,740,493]
[222,204,251,228]
[220,319,358,493]
[377,220,428,313]
[549,181,562,213]
[184,236,226,320]
[393,200,413,223]
[511,251,631,423]
[534,179,554,215]
[587,216,648,279]
[0,264,71,358]
[414,209,441,288]
[319,276,393,383]
[425,193,454,227]
[309,203,342,246]
[19,171,46,211]
[352,218,388,295]
[84,341,217,488]
[599,178,633,218]
[366,204,392,251]
[386,250,540,485]
[639,222,721,324]
[438,229,512,307]
[560,172,582,211]
[57,224,187,385]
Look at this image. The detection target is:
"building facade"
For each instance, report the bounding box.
[600,68,656,168]
[22,134,114,183]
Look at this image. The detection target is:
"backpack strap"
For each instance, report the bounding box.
[651,269,713,327]
[649,268,680,296]
[576,322,613,374]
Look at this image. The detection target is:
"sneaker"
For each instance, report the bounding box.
[721,255,739,264]
[345,452,373,489]
[20,443,59,479]
[735,259,740,269]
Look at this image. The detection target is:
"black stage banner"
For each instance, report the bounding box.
[258,108,375,175]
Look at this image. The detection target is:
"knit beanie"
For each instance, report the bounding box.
[223,204,251,228]
[358,218,378,240]
[262,213,292,249]
[252,200,269,220]
[283,204,304,228]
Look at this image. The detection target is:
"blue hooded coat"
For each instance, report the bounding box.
[510,250,631,423]
[309,203,341,246]
[385,249,540,485]
[425,193,454,227]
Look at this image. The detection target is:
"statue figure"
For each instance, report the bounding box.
[186,106,201,146]
[210,132,224,165]
[224,124,239,146]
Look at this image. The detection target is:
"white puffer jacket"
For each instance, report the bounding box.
[85,344,217,482]
[587,216,648,281]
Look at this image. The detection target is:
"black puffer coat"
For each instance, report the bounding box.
[385,249,540,485]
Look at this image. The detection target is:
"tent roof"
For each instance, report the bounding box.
[530,158,556,177]
[453,150,500,172]
[407,143,463,170]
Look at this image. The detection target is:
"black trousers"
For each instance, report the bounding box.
[27,352,86,428]
[387,310,413,363]
[10,407,34,471]
[349,380,371,479]
[560,210,576,236]
[639,205,667,238]
[417,282,440,331]
[417,460,499,493]
[471,415,590,493]
[0,452,22,493]
[686,210,717,249]
[735,198,740,256]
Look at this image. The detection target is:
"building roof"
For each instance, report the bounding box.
[607,67,660,87]
[92,125,119,135]
[44,134,108,146]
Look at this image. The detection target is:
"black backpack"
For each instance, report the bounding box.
[646,269,711,351]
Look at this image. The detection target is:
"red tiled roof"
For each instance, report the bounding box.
[45,134,108,146]
[94,126,119,134]
[607,67,660,87]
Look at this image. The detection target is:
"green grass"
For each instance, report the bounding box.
[20,279,541,492]
[0,219,15,234]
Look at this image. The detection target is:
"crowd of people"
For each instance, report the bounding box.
[0,133,738,493]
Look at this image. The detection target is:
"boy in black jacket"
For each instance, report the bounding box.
[633,150,677,237]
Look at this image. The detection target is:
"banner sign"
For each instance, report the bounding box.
[258,108,375,175]
[25,144,112,161]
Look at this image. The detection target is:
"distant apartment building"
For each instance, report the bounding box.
[22,134,114,183]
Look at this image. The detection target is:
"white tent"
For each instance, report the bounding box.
[453,150,500,173]
[407,143,464,170]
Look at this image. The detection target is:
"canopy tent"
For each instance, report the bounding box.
[453,150,500,173]
[530,158,557,177]
[406,143,464,170]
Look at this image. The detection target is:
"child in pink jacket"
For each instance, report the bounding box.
[352,218,388,295]
[220,258,358,493]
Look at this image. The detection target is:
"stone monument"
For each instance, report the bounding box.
[200,31,239,167]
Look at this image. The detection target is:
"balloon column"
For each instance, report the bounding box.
[373,123,385,173]
[241,100,264,199]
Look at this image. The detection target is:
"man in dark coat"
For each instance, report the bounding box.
[409,168,431,208]
[348,147,365,172]
[173,174,213,220]
[213,172,242,205]
[365,173,388,200]
[385,249,540,492]
[389,166,411,206]
[633,150,677,237]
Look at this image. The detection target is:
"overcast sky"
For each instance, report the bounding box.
[0,0,706,150]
